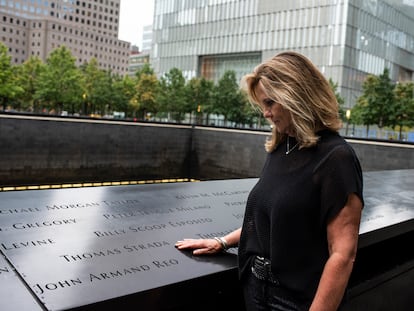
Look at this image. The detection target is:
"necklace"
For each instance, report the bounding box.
[286,136,299,155]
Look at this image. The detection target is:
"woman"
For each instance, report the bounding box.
[175,51,363,311]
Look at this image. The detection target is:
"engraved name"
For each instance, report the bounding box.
[47,203,100,210]
[12,219,77,229]
[102,205,211,220]
[224,201,246,207]
[197,228,237,239]
[168,218,212,227]
[2,238,55,250]
[33,278,83,294]
[93,218,213,238]
[45,199,140,211]
[93,224,169,238]
[212,190,249,196]
[0,207,42,214]
[94,229,127,237]
[88,265,151,282]
[33,258,180,294]
[101,199,141,206]
[175,190,248,199]
[59,241,170,262]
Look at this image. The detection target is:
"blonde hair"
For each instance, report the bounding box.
[243,51,342,152]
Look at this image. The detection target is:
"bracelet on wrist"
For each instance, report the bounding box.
[213,236,229,251]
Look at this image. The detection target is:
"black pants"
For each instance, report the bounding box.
[242,270,304,311]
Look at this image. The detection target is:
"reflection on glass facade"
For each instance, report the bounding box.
[152,0,414,107]
[200,53,261,83]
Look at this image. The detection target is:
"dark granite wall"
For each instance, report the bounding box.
[0,116,192,186]
[191,127,267,180]
[192,127,414,178]
[0,115,413,186]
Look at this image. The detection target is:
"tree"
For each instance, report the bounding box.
[91,69,116,115]
[375,68,396,130]
[184,77,214,124]
[356,68,395,137]
[35,46,83,114]
[227,89,253,127]
[135,62,155,79]
[353,88,376,137]
[80,59,119,116]
[134,63,159,119]
[238,89,264,128]
[393,82,414,140]
[349,101,364,125]
[0,43,23,110]
[15,56,45,112]
[81,58,101,115]
[328,78,346,120]
[212,70,244,126]
[113,74,135,116]
[158,68,186,122]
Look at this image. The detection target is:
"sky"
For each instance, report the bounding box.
[118,0,155,49]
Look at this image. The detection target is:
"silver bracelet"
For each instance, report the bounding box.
[214,236,229,251]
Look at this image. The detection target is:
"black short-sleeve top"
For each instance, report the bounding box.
[238,129,364,306]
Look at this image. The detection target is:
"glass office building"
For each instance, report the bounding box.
[151,0,414,107]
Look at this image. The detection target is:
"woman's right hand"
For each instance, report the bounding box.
[175,238,223,255]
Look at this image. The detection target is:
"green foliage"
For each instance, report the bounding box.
[135,62,155,78]
[375,68,395,128]
[328,78,346,120]
[239,90,264,127]
[3,44,412,136]
[81,59,132,116]
[0,43,24,109]
[134,64,159,119]
[355,68,395,129]
[110,74,131,114]
[81,59,122,115]
[393,82,414,127]
[15,56,45,112]
[1,45,161,120]
[393,82,414,139]
[351,68,414,139]
[158,68,187,121]
[35,46,83,113]
[349,100,365,125]
[184,77,214,123]
[114,74,135,115]
[212,70,248,126]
